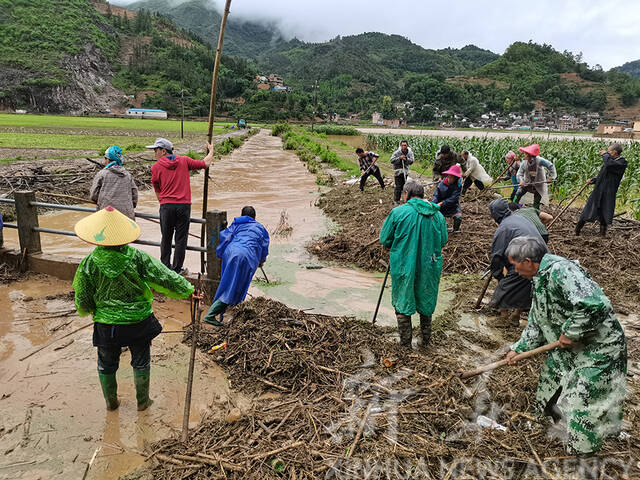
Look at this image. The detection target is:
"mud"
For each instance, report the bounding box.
[0,274,237,480]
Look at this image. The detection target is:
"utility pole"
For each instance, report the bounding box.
[311,79,318,132]
[180,88,184,139]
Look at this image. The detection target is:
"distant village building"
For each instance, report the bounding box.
[257,83,270,91]
[597,124,624,135]
[268,74,284,86]
[634,121,640,132]
[125,108,167,119]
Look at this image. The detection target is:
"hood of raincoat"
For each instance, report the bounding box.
[89,246,135,279]
[232,215,257,224]
[156,154,179,170]
[105,165,127,177]
[490,198,510,224]
[405,197,440,216]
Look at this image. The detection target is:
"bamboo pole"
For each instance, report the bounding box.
[547,181,591,231]
[201,0,232,273]
[181,289,202,442]
[460,340,561,379]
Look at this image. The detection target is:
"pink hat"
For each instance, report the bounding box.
[505,150,516,161]
[519,144,540,157]
[442,164,462,178]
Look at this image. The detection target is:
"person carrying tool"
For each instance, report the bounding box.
[203,206,270,326]
[355,148,385,191]
[433,145,465,181]
[460,150,492,195]
[389,140,414,204]
[508,202,553,243]
[514,143,556,210]
[432,164,463,232]
[488,198,547,325]
[575,143,627,237]
[89,146,138,220]
[504,235,627,456]
[379,181,448,348]
[72,207,195,411]
[503,150,521,201]
[150,137,214,275]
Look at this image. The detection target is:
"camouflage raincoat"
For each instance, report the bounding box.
[511,254,627,454]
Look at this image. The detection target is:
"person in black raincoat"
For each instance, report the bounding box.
[488,198,547,324]
[575,144,627,237]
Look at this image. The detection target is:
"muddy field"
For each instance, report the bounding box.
[309,184,640,313]
[141,296,640,479]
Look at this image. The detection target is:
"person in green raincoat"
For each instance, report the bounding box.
[379,181,448,348]
[73,206,195,411]
[505,236,627,455]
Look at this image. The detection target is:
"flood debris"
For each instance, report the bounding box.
[144,297,640,479]
[0,263,22,285]
[309,185,640,311]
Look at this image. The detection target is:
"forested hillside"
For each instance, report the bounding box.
[618,59,640,79]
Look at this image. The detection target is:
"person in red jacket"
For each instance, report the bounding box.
[149,138,213,274]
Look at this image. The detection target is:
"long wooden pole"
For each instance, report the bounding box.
[460,340,561,379]
[546,181,590,231]
[474,273,492,309]
[181,292,202,442]
[201,0,232,273]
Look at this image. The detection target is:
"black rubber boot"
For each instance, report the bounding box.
[419,314,432,347]
[575,220,586,236]
[396,314,412,349]
[599,222,607,237]
[453,216,462,232]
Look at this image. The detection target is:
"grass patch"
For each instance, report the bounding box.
[0,113,231,132]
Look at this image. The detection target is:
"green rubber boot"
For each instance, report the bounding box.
[98,373,120,411]
[134,369,153,411]
[203,300,228,326]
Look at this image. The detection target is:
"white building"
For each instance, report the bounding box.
[125,108,167,119]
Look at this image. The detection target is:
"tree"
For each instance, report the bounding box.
[503,97,511,113]
[381,95,395,119]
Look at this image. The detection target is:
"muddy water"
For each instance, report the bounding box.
[327,134,366,149]
[2,130,407,326]
[0,275,239,479]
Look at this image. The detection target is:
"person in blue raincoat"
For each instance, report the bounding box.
[203,206,270,325]
[379,181,448,348]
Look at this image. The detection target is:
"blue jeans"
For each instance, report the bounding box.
[97,342,151,374]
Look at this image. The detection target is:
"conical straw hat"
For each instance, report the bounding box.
[75,206,141,246]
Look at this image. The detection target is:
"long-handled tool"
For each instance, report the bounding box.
[85,157,103,168]
[490,181,549,190]
[546,180,591,231]
[351,162,375,188]
[201,0,232,273]
[260,266,270,284]
[460,340,561,379]
[182,281,202,442]
[474,272,493,309]
[372,262,390,325]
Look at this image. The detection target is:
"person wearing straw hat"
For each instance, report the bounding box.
[149,137,214,275]
[514,143,557,210]
[73,207,195,411]
[90,145,138,220]
[432,164,463,232]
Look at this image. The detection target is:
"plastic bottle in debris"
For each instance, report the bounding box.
[476,415,507,431]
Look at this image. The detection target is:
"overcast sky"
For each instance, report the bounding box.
[114,0,639,69]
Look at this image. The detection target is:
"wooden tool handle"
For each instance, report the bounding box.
[460,340,561,379]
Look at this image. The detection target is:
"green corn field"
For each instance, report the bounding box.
[366,134,640,218]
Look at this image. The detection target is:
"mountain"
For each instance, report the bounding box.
[617,59,640,79]
[0,0,256,114]
[120,0,287,58]
[258,33,499,86]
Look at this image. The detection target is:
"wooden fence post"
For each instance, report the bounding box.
[14,191,41,254]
